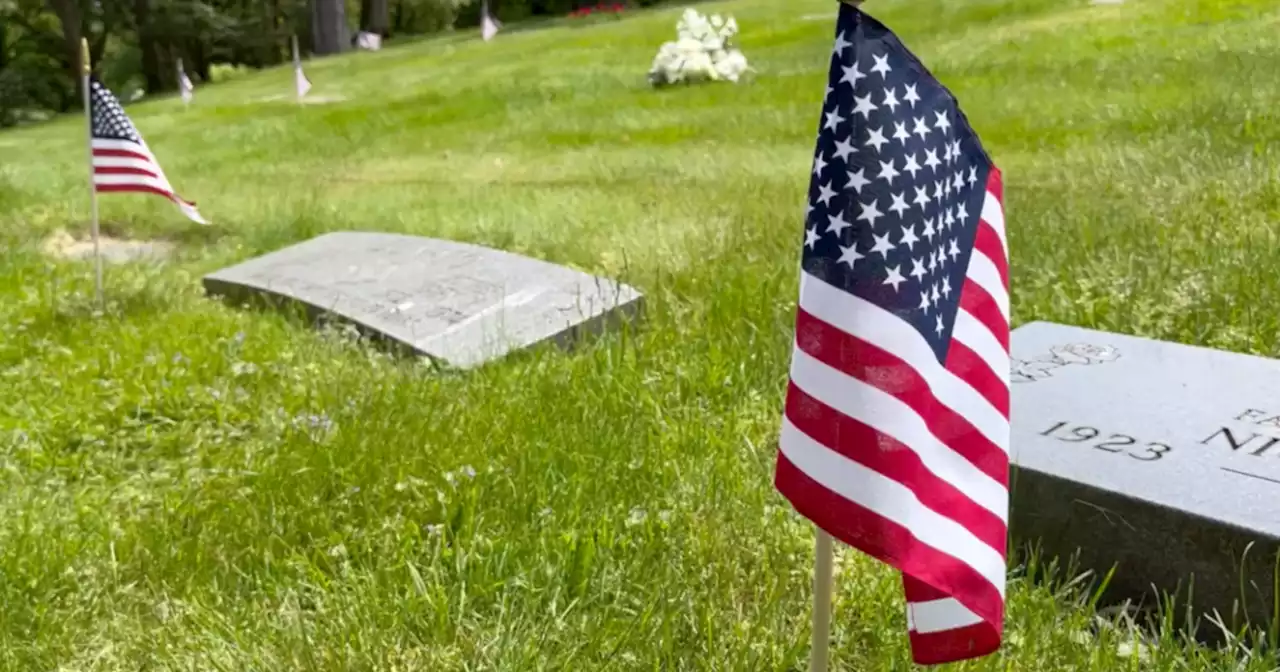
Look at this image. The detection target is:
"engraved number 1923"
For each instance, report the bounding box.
[1038,421,1172,462]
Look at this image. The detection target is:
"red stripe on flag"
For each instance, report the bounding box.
[959,278,1009,352]
[96,184,177,200]
[904,576,951,601]
[774,453,1006,627]
[794,308,1009,484]
[973,223,1008,291]
[94,166,161,179]
[784,382,1008,550]
[907,620,1002,665]
[92,148,152,162]
[903,576,1003,664]
[942,338,1009,419]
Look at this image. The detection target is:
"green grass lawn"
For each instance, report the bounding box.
[3,0,1280,668]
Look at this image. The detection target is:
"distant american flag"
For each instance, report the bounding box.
[774,4,1008,666]
[178,63,194,105]
[90,76,207,224]
[293,40,312,98]
[481,0,501,41]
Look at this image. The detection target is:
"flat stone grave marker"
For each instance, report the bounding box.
[202,231,643,368]
[1010,321,1280,631]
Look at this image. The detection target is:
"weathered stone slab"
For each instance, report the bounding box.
[202,231,644,368]
[1010,321,1280,630]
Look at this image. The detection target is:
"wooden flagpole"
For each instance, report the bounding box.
[80,38,104,310]
[810,528,835,672]
[809,6,860,669]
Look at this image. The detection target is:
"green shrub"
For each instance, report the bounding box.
[209,62,254,83]
[391,0,470,35]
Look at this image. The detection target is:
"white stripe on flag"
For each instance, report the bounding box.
[93,173,177,193]
[91,138,159,162]
[92,156,161,174]
[95,174,208,225]
[907,598,986,634]
[778,418,1008,596]
[980,191,1007,259]
[798,272,1009,447]
[966,249,1009,321]
[788,346,1008,520]
[176,200,208,225]
[952,310,1010,386]
[296,68,312,98]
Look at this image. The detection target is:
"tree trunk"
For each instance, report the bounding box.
[265,0,284,65]
[46,0,83,81]
[390,0,403,34]
[311,0,347,56]
[191,41,212,82]
[359,0,388,36]
[46,0,109,105]
[134,0,169,92]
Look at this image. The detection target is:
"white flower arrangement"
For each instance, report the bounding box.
[647,8,751,87]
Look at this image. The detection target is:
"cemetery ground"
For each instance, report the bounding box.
[1,0,1278,668]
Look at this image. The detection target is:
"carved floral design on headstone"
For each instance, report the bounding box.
[1011,342,1120,383]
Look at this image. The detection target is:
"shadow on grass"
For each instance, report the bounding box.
[1015,539,1280,656]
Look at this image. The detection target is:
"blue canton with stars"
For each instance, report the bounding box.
[802,4,993,363]
[89,76,144,144]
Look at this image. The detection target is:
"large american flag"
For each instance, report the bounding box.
[775,4,1009,666]
[90,76,207,224]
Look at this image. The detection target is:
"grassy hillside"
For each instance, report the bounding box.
[2,0,1279,668]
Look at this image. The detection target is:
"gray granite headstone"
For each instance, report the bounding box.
[202,231,644,368]
[1011,321,1280,631]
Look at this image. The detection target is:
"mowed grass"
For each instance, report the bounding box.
[3,0,1280,668]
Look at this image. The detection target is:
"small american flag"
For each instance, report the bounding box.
[178,62,194,105]
[293,40,312,98]
[481,0,501,41]
[90,76,207,224]
[775,4,1008,666]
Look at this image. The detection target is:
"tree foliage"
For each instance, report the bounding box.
[0,0,663,127]
[0,0,472,126]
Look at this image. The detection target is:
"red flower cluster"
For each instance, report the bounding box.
[569,2,625,17]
